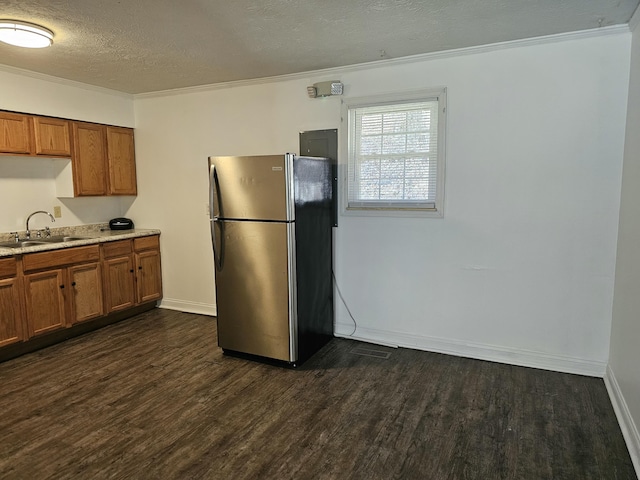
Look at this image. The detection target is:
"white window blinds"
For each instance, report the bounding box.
[346,94,444,213]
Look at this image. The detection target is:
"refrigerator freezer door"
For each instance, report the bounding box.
[215,220,297,362]
[208,154,294,222]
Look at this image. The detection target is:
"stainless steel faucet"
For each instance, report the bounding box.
[26,211,55,239]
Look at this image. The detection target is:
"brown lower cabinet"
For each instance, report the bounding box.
[103,239,136,312]
[68,262,104,324]
[0,257,23,347]
[102,235,163,313]
[0,234,162,358]
[23,269,67,336]
[134,236,162,304]
[23,244,103,336]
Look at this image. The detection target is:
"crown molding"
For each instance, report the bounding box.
[0,23,629,101]
[135,24,630,100]
[0,63,134,99]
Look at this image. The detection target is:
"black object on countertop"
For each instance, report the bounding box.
[109,217,134,230]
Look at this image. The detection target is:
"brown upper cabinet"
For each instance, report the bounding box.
[72,122,137,196]
[0,112,32,155]
[107,126,137,195]
[72,122,109,196]
[33,117,72,157]
[0,110,137,197]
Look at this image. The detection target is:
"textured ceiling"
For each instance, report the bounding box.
[0,0,638,94]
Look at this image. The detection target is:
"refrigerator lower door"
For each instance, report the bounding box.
[215,220,297,362]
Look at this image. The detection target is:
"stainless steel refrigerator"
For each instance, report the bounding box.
[208,154,334,366]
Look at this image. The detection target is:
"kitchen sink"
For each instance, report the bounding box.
[0,240,50,248]
[42,235,94,243]
[0,235,95,249]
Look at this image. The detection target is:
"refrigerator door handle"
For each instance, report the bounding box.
[209,163,222,269]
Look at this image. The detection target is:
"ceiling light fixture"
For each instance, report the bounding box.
[0,20,53,48]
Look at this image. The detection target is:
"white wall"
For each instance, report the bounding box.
[0,67,135,232]
[607,15,640,473]
[130,79,339,314]
[334,34,629,375]
[131,30,630,376]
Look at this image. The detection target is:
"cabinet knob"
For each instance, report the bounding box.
[138,266,142,270]
[71,282,76,287]
[60,285,64,289]
[130,269,134,273]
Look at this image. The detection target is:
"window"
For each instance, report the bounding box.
[344,88,446,216]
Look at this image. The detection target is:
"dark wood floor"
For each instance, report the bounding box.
[0,309,635,480]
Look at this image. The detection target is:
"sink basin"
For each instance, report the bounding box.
[38,235,94,243]
[0,240,50,248]
[0,235,95,249]
[62,236,93,241]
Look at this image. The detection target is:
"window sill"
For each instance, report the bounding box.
[342,207,444,218]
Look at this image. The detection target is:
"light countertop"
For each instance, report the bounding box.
[0,224,161,258]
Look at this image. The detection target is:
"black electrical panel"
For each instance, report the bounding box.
[299,129,338,227]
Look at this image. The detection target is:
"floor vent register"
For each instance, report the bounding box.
[349,346,392,359]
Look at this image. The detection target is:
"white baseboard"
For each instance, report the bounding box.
[334,321,606,377]
[159,298,216,316]
[604,365,640,475]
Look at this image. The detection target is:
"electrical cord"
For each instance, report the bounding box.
[332,269,357,336]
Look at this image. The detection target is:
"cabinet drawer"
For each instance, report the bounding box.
[23,245,100,273]
[102,239,132,258]
[0,257,17,278]
[134,235,159,251]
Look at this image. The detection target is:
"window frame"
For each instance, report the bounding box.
[340,88,447,218]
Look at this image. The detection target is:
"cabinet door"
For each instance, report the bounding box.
[135,249,163,304]
[72,122,107,196]
[0,277,23,347]
[106,126,137,195]
[68,262,104,324]
[33,117,71,156]
[0,112,32,154]
[24,269,66,336]
[103,255,136,312]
